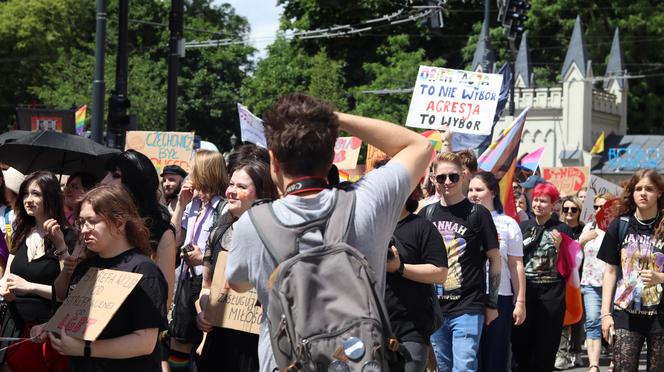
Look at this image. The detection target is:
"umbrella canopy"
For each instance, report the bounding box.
[0,130,120,179]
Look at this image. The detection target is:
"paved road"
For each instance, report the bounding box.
[566,351,647,372]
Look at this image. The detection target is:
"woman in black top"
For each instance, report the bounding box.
[101,150,176,307]
[560,196,585,240]
[0,171,74,371]
[32,185,168,372]
[598,169,664,371]
[196,145,277,372]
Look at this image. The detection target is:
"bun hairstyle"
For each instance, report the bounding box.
[79,185,151,255]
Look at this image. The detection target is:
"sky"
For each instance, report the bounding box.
[215,1,283,59]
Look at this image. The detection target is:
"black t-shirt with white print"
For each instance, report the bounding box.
[598,214,664,333]
[418,199,499,316]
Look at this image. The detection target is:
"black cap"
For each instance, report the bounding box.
[160,165,188,179]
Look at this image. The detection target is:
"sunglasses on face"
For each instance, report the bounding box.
[593,205,603,210]
[562,207,579,213]
[435,173,460,184]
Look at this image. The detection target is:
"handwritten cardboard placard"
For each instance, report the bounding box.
[406,66,503,135]
[238,103,267,148]
[581,175,623,223]
[542,166,590,197]
[45,268,143,341]
[205,251,261,334]
[334,137,362,170]
[125,131,195,174]
[365,144,388,172]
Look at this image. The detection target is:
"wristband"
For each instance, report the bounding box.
[600,313,613,319]
[84,340,91,358]
[395,261,405,276]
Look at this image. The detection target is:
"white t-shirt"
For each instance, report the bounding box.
[226,162,411,372]
[488,211,524,296]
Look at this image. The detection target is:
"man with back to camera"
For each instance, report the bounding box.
[225,93,433,372]
[160,165,187,214]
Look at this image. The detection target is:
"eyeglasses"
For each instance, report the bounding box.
[512,184,521,190]
[435,173,460,184]
[76,218,100,231]
[593,205,603,210]
[562,207,579,214]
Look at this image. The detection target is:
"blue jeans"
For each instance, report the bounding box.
[430,312,484,372]
[581,285,602,340]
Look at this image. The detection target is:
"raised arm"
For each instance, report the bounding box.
[336,112,433,190]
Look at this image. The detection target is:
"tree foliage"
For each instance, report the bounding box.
[0,0,254,150]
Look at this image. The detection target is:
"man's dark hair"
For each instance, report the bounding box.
[262,93,339,177]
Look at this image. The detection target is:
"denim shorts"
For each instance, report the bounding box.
[581,285,602,340]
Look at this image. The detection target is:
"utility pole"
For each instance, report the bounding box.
[166,0,185,132]
[107,0,130,149]
[481,0,491,73]
[90,0,107,144]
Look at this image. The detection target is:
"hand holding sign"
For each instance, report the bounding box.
[45,268,143,341]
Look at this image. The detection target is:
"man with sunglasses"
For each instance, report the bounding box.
[420,152,500,372]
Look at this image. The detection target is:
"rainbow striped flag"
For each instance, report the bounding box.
[75,105,87,136]
[478,108,530,221]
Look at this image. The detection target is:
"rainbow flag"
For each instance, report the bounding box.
[478,108,529,221]
[518,145,545,172]
[421,130,444,152]
[75,105,87,136]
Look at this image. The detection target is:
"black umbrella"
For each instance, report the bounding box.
[0,130,31,145]
[0,130,120,179]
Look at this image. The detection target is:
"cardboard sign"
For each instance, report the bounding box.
[365,144,388,172]
[125,131,195,173]
[581,175,624,223]
[405,66,503,135]
[333,137,362,170]
[542,167,590,196]
[596,198,621,231]
[205,252,261,334]
[45,268,143,341]
[238,103,267,148]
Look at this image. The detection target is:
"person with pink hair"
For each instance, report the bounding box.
[512,183,575,372]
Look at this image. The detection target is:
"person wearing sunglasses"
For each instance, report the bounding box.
[576,192,615,372]
[554,196,586,370]
[419,152,500,372]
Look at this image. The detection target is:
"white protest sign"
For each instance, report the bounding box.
[406,66,503,135]
[45,268,143,341]
[581,175,623,224]
[238,103,266,148]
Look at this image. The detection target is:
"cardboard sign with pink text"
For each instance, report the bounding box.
[45,268,142,340]
[333,136,362,170]
[542,167,590,196]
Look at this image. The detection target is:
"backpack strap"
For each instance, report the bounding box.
[249,189,355,264]
[617,216,630,244]
[423,202,438,222]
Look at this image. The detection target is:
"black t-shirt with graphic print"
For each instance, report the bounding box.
[418,199,498,316]
[598,214,664,333]
[520,216,574,284]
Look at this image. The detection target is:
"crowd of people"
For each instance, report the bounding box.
[0,93,660,372]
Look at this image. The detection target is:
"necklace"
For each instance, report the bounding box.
[26,230,46,262]
[634,212,659,227]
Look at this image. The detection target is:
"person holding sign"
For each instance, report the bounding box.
[598,170,664,372]
[196,145,277,372]
[32,185,168,371]
[0,171,74,372]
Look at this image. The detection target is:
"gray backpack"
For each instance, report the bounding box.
[249,189,399,372]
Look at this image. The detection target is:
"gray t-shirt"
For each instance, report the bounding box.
[226,162,411,372]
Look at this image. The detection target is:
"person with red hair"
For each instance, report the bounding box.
[512,183,575,372]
